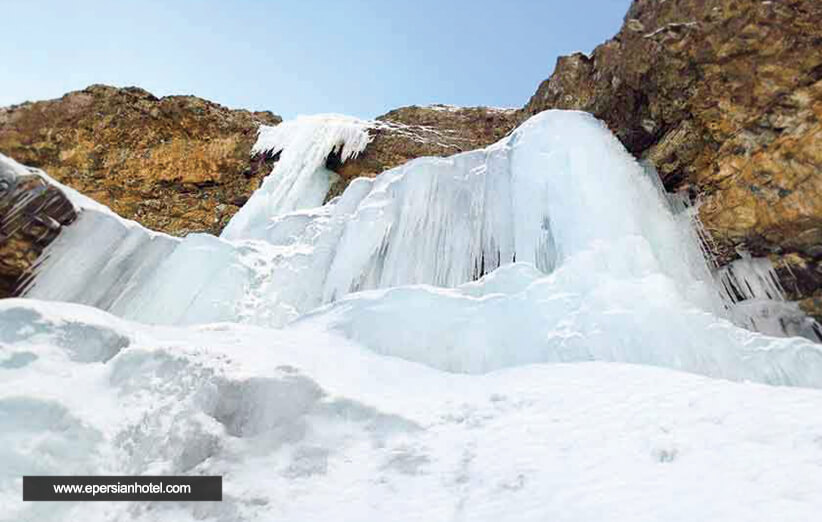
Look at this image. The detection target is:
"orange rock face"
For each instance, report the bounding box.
[328,105,520,198]
[0,84,280,236]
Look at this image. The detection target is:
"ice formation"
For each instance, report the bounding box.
[221,114,373,239]
[26,111,722,317]
[717,254,821,340]
[18,110,822,385]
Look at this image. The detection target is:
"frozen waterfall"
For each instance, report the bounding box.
[221,114,373,238]
[16,110,822,386]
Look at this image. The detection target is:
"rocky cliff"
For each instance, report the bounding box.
[0,84,280,236]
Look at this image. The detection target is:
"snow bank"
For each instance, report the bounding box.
[300,261,822,386]
[2,299,822,521]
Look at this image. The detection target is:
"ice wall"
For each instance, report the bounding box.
[25,111,724,325]
[16,110,822,386]
[23,211,179,315]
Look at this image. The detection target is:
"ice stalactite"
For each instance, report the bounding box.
[717,253,821,341]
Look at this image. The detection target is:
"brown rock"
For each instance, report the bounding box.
[329,105,520,198]
[0,84,280,236]
[0,157,76,297]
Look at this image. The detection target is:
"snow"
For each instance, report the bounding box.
[424,103,518,113]
[2,298,822,521]
[4,110,822,520]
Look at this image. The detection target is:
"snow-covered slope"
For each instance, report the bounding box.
[3,299,822,521]
[3,110,822,520]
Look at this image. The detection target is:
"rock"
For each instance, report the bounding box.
[329,105,520,198]
[0,156,76,298]
[0,84,280,236]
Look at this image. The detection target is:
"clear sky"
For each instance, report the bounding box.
[1,0,631,119]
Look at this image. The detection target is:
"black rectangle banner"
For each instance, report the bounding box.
[23,475,222,501]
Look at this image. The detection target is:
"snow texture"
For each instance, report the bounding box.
[2,298,822,521]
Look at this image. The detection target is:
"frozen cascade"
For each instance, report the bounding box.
[641,158,821,341]
[221,114,373,239]
[16,110,822,386]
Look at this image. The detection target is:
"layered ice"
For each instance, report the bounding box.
[16,110,822,387]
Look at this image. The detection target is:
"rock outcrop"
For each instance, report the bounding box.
[330,105,519,198]
[523,0,822,320]
[284,104,520,202]
[0,84,280,236]
[0,156,76,298]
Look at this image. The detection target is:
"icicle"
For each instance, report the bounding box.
[716,252,822,341]
[717,252,786,302]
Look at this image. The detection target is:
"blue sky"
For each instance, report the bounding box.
[1,0,631,119]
